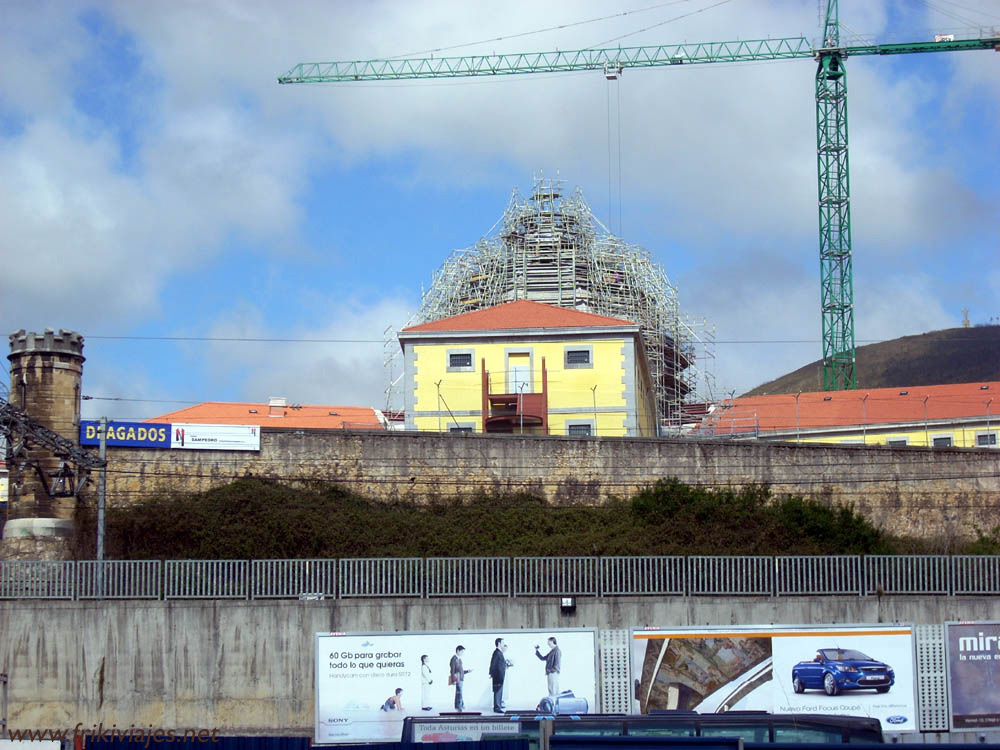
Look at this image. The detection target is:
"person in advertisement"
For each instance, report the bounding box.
[489,637,514,713]
[449,645,472,710]
[379,688,404,712]
[420,654,433,711]
[535,637,562,696]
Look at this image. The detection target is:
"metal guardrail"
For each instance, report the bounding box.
[776,555,862,596]
[252,559,337,599]
[514,556,599,597]
[339,558,423,598]
[427,556,510,597]
[78,559,160,599]
[952,554,1000,595]
[0,560,74,599]
[164,559,249,599]
[1,555,998,600]
[865,554,950,595]
[601,556,685,596]
[688,555,773,596]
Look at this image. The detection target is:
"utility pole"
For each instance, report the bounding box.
[519,382,527,434]
[794,391,802,442]
[591,385,599,437]
[97,416,108,597]
[986,398,993,447]
[436,381,442,433]
[861,393,869,444]
[1,672,8,740]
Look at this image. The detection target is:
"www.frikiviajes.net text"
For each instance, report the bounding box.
[7,724,221,746]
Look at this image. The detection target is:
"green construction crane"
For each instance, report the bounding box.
[278,6,999,391]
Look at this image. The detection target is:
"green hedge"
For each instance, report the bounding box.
[72,477,923,559]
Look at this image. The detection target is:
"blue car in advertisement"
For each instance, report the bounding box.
[792,648,894,696]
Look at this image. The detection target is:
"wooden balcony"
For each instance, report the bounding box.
[481,358,548,433]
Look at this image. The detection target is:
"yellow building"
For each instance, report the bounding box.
[398,300,657,436]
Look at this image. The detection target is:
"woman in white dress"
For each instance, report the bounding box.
[420,654,433,710]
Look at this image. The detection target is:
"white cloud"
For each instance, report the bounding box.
[856,274,956,341]
[199,295,418,409]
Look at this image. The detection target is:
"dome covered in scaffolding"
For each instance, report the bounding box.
[416,176,714,426]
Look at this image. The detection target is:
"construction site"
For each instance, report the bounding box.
[412,175,717,429]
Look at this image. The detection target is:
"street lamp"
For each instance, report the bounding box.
[519,381,527,434]
[987,398,994,448]
[922,395,930,447]
[436,380,443,433]
[861,393,869,444]
[591,384,598,437]
[793,391,801,442]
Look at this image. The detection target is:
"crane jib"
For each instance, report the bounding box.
[278,36,1000,84]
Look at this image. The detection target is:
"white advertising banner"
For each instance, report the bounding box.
[169,423,260,451]
[315,628,598,745]
[631,625,917,732]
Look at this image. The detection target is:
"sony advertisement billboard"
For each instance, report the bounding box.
[945,621,1000,730]
[314,628,598,745]
[631,624,918,731]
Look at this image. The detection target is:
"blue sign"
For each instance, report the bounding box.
[80,421,171,448]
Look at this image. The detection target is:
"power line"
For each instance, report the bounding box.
[587,0,737,49]
[87,335,383,343]
[391,0,698,59]
[80,333,1000,344]
[83,396,204,404]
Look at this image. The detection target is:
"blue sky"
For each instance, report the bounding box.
[1,0,997,421]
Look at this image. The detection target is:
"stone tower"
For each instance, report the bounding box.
[3,329,85,559]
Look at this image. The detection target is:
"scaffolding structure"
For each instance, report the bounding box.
[414,176,716,428]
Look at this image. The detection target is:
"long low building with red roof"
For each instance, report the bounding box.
[146,397,390,431]
[694,381,999,447]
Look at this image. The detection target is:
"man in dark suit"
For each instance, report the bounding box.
[489,637,512,713]
[450,645,470,710]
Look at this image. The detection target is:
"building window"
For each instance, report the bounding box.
[886,438,908,447]
[566,422,594,437]
[976,431,998,447]
[932,435,953,448]
[507,351,531,392]
[449,426,474,434]
[564,346,593,369]
[446,349,474,372]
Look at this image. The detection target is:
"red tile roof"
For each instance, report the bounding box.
[145,402,384,430]
[703,381,1000,434]
[401,300,635,333]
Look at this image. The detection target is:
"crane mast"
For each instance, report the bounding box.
[279,6,1000,393]
[816,0,856,390]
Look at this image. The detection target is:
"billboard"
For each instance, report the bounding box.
[631,625,917,731]
[80,421,170,448]
[945,621,1000,730]
[80,421,260,451]
[168,423,259,451]
[315,628,598,744]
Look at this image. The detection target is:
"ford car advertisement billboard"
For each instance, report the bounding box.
[631,625,917,731]
[315,629,598,744]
